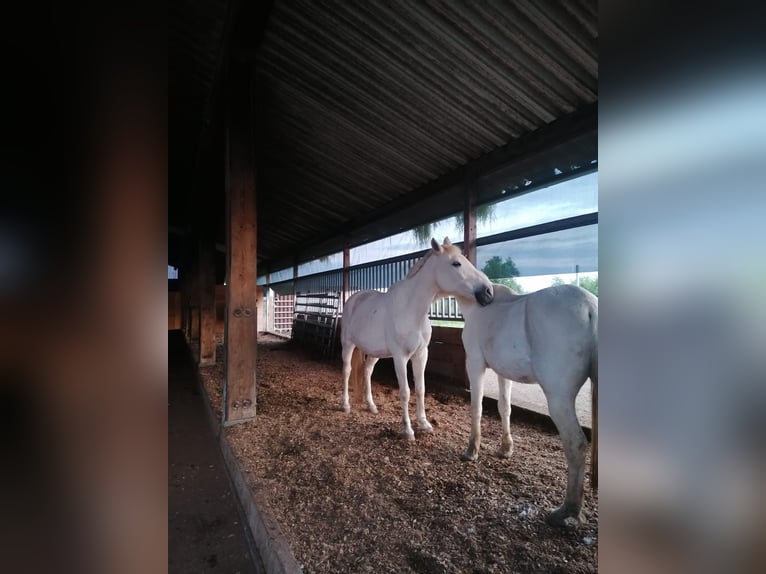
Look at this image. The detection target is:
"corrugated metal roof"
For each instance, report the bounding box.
[169,0,230,235]
[168,0,597,272]
[254,0,597,268]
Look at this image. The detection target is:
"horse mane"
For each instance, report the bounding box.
[406,244,462,279]
[406,251,433,278]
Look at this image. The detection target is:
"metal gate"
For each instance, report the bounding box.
[273,293,295,334]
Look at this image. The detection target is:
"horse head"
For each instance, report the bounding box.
[429,237,494,306]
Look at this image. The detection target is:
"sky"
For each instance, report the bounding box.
[272,171,599,283]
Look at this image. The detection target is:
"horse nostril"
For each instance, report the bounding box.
[474,286,493,306]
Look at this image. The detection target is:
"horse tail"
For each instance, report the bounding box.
[589,311,598,491]
[351,347,365,405]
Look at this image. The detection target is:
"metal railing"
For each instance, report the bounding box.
[265,212,598,333]
[273,293,295,333]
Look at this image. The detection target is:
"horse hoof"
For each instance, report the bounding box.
[340,404,351,414]
[418,421,434,433]
[546,506,584,527]
[399,430,416,441]
[367,404,379,414]
[460,450,478,462]
[497,447,513,459]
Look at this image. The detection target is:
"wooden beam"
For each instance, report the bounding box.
[342,244,350,304]
[463,177,477,265]
[199,238,217,366]
[475,212,598,247]
[262,103,597,271]
[223,62,257,425]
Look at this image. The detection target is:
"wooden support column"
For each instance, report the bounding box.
[189,259,199,344]
[184,258,200,342]
[255,285,264,329]
[264,271,273,332]
[198,238,217,366]
[180,267,189,338]
[463,178,478,264]
[223,62,257,425]
[342,244,350,304]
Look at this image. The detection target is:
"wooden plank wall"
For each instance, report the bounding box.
[169,284,253,337]
[427,326,467,387]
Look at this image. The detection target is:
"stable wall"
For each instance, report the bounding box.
[169,284,263,336]
[427,326,467,387]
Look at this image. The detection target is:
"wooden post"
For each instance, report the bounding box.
[463,178,477,264]
[342,244,350,304]
[199,238,216,366]
[180,267,189,338]
[265,271,273,332]
[186,258,200,343]
[255,285,264,331]
[223,62,257,425]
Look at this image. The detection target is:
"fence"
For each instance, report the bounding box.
[273,293,295,334]
[291,292,342,358]
[264,211,598,334]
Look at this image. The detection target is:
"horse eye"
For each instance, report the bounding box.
[451,261,462,267]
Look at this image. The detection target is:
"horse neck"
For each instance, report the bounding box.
[397,265,440,318]
[456,295,480,322]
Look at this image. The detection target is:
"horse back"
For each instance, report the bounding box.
[525,285,597,378]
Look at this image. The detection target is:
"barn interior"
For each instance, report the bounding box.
[169,1,597,570]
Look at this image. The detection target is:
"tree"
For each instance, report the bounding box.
[481,256,524,294]
[578,276,598,296]
[549,275,598,296]
[410,205,496,245]
[481,256,520,280]
[494,277,525,294]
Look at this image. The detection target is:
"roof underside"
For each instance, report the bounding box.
[169,0,598,273]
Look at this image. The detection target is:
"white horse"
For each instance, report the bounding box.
[458,282,598,526]
[340,237,494,439]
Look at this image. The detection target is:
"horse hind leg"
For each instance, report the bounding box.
[411,347,433,432]
[362,355,379,414]
[544,392,588,526]
[497,376,514,458]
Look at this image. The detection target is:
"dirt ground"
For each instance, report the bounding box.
[200,334,597,573]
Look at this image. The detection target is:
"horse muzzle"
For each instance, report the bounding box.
[474,286,494,306]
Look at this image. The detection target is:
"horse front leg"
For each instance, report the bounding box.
[392,355,415,440]
[497,375,514,458]
[545,393,588,526]
[362,355,379,414]
[461,352,486,461]
[340,344,354,413]
[411,346,432,432]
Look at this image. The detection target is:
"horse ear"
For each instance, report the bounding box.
[431,238,443,253]
[443,237,452,246]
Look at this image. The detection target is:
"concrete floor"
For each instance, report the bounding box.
[169,331,257,574]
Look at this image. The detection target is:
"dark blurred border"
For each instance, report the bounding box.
[600,2,765,573]
[0,2,167,573]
